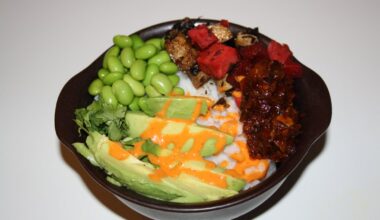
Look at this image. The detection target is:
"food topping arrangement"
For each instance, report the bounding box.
[73,18,302,203]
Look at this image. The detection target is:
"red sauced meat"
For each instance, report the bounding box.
[228,39,302,161]
[237,57,301,161]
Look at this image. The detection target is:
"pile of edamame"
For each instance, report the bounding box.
[88,34,185,111]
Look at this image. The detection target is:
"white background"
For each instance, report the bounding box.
[1,0,379,219]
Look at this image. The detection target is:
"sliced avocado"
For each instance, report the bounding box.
[182,160,246,192]
[200,139,217,157]
[106,176,122,187]
[181,139,194,153]
[85,132,199,201]
[174,173,238,201]
[125,112,150,137]
[141,139,171,157]
[72,142,99,167]
[125,112,233,157]
[142,96,210,120]
[78,132,245,203]
[225,175,247,192]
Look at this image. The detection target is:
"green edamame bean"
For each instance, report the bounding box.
[171,87,185,96]
[107,56,125,73]
[135,44,157,60]
[112,80,134,105]
[145,85,162,97]
[168,74,180,86]
[123,74,145,96]
[145,38,162,50]
[151,73,173,95]
[97,68,109,81]
[120,47,135,68]
[128,96,140,111]
[130,60,146,81]
[101,86,118,106]
[88,79,104,96]
[113,35,133,48]
[102,72,123,85]
[159,62,178,75]
[148,51,171,66]
[130,34,144,50]
[138,97,152,116]
[143,63,159,86]
[103,46,120,68]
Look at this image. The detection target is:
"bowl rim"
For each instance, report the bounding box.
[55,18,332,213]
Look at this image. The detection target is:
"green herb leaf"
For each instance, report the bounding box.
[74,99,128,141]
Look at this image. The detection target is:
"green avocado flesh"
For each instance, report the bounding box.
[74,132,245,203]
[141,139,172,157]
[141,96,209,119]
[125,112,233,157]
[182,160,246,191]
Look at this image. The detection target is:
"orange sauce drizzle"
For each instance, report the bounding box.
[213,112,240,136]
[156,98,173,118]
[219,120,239,136]
[190,99,203,121]
[108,141,130,160]
[128,141,144,158]
[139,116,229,188]
[220,160,229,168]
[212,104,225,112]
[226,141,270,182]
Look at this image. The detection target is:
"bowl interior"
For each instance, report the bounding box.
[55,19,332,212]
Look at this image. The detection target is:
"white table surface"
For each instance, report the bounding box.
[1,0,379,219]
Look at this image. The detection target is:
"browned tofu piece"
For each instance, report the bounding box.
[165,30,211,88]
[165,31,198,71]
[186,71,211,88]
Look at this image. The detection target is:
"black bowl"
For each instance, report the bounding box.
[55,19,332,220]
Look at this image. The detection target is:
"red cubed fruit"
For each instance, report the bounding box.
[267,40,292,64]
[197,43,239,80]
[220,19,229,27]
[284,59,303,77]
[188,25,218,49]
[268,40,302,77]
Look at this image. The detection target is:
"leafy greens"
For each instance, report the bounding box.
[74,99,129,141]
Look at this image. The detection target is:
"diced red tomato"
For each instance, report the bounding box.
[197,43,239,80]
[188,25,218,49]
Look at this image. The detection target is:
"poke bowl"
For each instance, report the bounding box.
[55,18,332,220]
